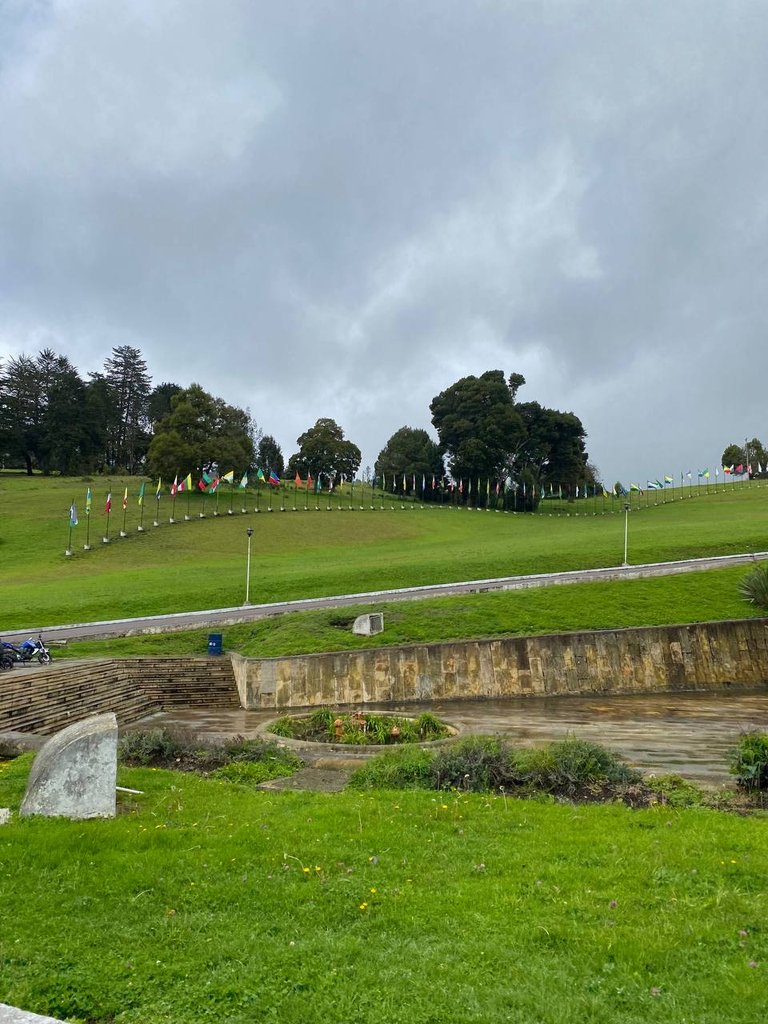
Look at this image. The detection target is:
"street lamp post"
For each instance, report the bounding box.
[622,502,630,567]
[244,527,254,605]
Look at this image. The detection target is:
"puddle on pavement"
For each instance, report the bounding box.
[132,689,768,781]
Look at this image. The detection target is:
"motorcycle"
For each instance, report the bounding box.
[2,636,52,665]
[0,647,13,671]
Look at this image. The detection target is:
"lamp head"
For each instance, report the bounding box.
[246,527,254,537]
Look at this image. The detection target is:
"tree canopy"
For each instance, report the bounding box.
[430,370,589,493]
[375,427,444,493]
[287,418,361,486]
[146,384,255,480]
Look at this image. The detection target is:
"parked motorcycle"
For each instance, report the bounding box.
[2,636,52,665]
[0,647,14,670]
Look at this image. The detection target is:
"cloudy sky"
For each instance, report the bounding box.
[2,0,767,484]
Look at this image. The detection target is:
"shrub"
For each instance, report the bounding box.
[118,728,302,777]
[118,727,202,766]
[510,737,641,796]
[348,747,436,790]
[729,732,768,791]
[431,736,512,792]
[738,561,768,610]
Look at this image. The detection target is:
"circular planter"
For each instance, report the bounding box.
[258,711,460,755]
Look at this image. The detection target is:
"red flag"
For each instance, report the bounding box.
[307,473,313,491]
[295,472,302,487]
[104,492,112,513]
[170,475,178,496]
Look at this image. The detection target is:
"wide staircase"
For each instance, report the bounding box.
[0,657,240,736]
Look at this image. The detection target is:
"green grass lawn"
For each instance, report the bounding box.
[57,563,763,660]
[1,473,767,630]
[0,757,766,1024]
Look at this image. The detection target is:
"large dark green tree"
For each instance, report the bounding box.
[99,345,152,473]
[146,384,255,480]
[257,434,284,476]
[375,427,444,494]
[147,382,182,430]
[430,370,526,482]
[430,370,590,506]
[722,438,766,475]
[0,349,99,475]
[287,418,361,487]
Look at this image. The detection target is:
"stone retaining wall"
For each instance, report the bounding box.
[232,618,768,709]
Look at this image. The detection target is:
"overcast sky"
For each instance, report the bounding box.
[2,0,767,484]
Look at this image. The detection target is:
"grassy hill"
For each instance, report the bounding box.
[1,473,766,633]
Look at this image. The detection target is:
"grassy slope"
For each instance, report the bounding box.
[1,473,767,630]
[58,564,762,660]
[0,759,766,1024]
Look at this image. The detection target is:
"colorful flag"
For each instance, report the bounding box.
[268,470,280,486]
[198,472,212,491]
[171,475,179,496]
[630,483,640,492]
[257,468,266,483]
[122,488,128,510]
[736,464,744,473]
[715,467,720,477]
[137,482,145,506]
[295,472,303,488]
[664,475,673,484]
[69,501,78,527]
[431,474,436,490]
[723,466,732,475]
[104,492,112,513]
[85,486,92,515]
[458,479,463,494]
[238,472,248,489]
[698,469,710,479]
[155,477,162,500]
[307,473,313,491]
[221,470,235,484]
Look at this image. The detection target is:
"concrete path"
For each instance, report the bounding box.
[4,550,766,644]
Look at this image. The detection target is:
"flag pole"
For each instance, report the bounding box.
[66,499,75,557]
[84,496,91,550]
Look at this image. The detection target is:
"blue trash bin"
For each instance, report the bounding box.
[207,633,223,656]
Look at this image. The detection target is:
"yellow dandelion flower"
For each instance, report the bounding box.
[359,902,368,911]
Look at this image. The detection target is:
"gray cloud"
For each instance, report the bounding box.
[2,0,767,482]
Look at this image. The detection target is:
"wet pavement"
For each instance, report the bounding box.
[132,689,768,782]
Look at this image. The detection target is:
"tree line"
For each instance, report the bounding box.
[1,349,593,507]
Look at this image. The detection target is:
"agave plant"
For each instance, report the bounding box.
[738,561,768,610]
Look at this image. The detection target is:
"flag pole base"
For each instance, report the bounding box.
[184,515,191,521]
[169,518,176,524]
[153,521,159,528]
[119,531,127,538]
[228,510,233,515]
[213,511,220,517]
[65,549,73,557]
[102,537,110,544]
[199,513,205,519]
[241,508,247,514]
[137,525,144,532]
[83,544,91,551]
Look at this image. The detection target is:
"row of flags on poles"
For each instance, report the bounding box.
[67,460,762,528]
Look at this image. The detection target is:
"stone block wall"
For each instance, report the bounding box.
[233,618,768,709]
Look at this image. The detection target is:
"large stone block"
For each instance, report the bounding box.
[20,713,117,820]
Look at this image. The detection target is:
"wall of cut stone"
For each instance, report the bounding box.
[233,618,768,709]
